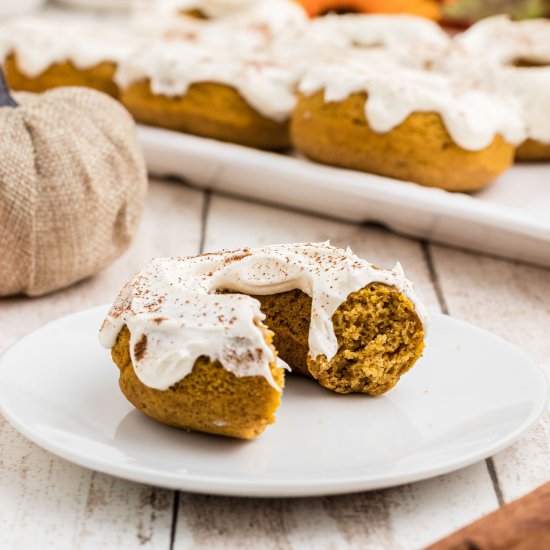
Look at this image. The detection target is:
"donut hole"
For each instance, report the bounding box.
[510,57,550,68]
[179,8,210,19]
[252,289,313,377]
[319,7,363,15]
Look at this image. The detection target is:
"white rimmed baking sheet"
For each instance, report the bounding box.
[139,125,550,268]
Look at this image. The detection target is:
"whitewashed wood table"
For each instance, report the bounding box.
[1,179,549,550]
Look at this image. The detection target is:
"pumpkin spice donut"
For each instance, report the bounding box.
[132,0,308,53]
[456,15,550,161]
[480,66,550,163]
[116,41,297,149]
[0,18,141,98]
[99,242,427,439]
[291,61,526,192]
[300,13,450,71]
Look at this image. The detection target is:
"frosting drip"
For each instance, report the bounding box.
[99,242,428,392]
[0,18,142,78]
[457,15,550,66]
[307,14,449,53]
[299,60,526,150]
[115,41,298,121]
[2,9,544,146]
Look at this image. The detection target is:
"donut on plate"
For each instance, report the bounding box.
[457,15,550,161]
[291,61,525,191]
[99,243,427,439]
[1,18,140,98]
[116,41,296,149]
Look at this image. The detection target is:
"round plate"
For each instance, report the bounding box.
[0,306,547,497]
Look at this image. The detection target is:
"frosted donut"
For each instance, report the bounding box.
[0,18,141,98]
[266,13,450,77]
[99,242,427,439]
[306,13,449,53]
[456,16,550,161]
[116,41,296,149]
[490,67,550,162]
[457,15,550,68]
[132,0,308,47]
[291,61,525,191]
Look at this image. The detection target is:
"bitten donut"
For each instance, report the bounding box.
[0,18,140,98]
[99,242,427,439]
[116,41,296,149]
[457,15,550,161]
[291,61,525,191]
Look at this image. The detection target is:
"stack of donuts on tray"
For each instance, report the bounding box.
[2,0,548,191]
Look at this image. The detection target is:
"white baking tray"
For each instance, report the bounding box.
[139,126,550,268]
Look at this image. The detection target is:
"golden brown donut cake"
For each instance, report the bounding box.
[112,326,284,439]
[0,18,140,98]
[116,41,296,149]
[121,80,291,149]
[99,243,427,439]
[516,140,550,162]
[292,62,525,192]
[4,55,119,97]
[253,283,424,395]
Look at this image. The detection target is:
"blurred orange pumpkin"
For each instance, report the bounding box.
[296,0,441,19]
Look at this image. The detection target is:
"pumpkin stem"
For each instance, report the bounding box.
[0,68,17,108]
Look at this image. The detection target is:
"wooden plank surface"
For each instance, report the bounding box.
[1,181,548,550]
[0,181,204,550]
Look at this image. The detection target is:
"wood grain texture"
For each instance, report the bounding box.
[427,481,550,550]
[171,195,501,550]
[430,245,550,505]
[2,183,549,550]
[0,180,203,550]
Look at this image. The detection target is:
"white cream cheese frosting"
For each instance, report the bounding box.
[307,14,450,54]
[134,0,305,20]
[430,33,550,145]
[99,242,428,392]
[457,15,550,66]
[491,67,550,144]
[132,0,308,49]
[298,59,526,150]
[0,17,142,77]
[115,41,298,121]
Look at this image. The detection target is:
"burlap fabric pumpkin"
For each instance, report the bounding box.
[0,77,147,296]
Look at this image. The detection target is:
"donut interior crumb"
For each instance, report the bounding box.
[254,283,425,395]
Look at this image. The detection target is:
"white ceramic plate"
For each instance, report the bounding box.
[139,126,550,269]
[0,306,547,497]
